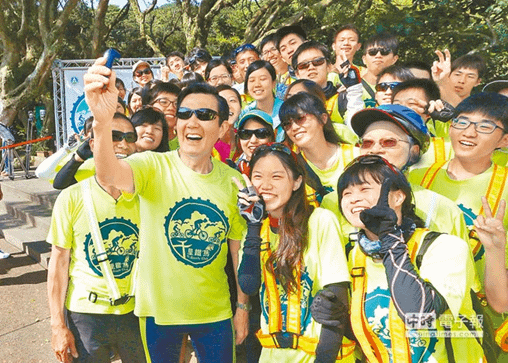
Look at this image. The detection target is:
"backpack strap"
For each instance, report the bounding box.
[361,78,376,100]
[297,153,329,201]
[415,231,442,269]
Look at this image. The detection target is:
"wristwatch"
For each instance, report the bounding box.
[236,302,252,311]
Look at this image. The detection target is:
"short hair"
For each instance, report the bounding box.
[244,60,276,94]
[275,25,307,50]
[216,84,242,105]
[147,82,181,104]
[130,106,169,152]
[455,92,508,130]
[204,59,233,81]
[117,96,127,113]
[177,83,229,126]
[376,65,415,84]
[91,113,134,138]
[403,60,432,77]
[179,72,205,89]
[291,41,331,70]
[259,33,278,54]
[451,53,486,79]
[392,78,441,103]
[333,24,361,43]
[233,44,260,59]
[166,51,185,65]
[364,32,399,56]
[280,92,341,144]
[285,79,326,103]
[83,116,94,135]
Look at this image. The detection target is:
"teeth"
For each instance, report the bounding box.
[261,194,274,201]
[115,153,127,159]
[187,135,202,140]
[460,141,475,146]
[143,137,154,142]
[351,207,366,213]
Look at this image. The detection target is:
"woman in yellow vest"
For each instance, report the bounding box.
[234,143,355,362]
[328,154,484,362]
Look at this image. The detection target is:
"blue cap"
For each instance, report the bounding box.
[238,110,274,130]
[351,104,430,154]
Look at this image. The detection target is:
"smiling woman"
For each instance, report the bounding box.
[130,106,169,153]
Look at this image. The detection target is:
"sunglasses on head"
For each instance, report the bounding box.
[367,47,392,56]
[176,107,218,121]
[346,154,398,174]
[359,137,410,150]
[238,128,272,140]
[281,113,308,131]
[296,57,327,71]
[234,44,257,57]
[252,142,298,162]
[375,82,400,92]
[134,68,152,77]
[112,130,137,143]
[188,50,208,65]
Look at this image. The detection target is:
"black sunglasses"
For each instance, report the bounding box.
[188,50,209,65]
[375,82,401,92]
[112,130,137,143]
[134,68,152,77]
[176,107,219,121]
[367,47,392,56]
[238,128,272,140]
[296,57,327,71]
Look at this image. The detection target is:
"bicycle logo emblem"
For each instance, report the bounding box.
[165,198,230,268]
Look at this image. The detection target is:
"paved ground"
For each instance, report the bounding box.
[0,238,53,363]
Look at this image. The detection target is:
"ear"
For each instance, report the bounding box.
[355,43,362,53]
[89,138,95,153]
[391,55,399,65]
[496,133,508,149]
[331,43,336,52]
[293,175,303,191]
[320,113,328,125]
[475,78,482,87]
[218,120,228,140]
[389,189,406,209]
[362,54,367,66]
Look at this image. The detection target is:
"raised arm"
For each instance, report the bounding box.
[474,197,508,313]
[83,57,134,193]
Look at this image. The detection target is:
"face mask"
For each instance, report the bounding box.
[358,233,383,260]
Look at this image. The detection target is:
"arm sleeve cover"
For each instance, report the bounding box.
[52,156,82,190]
[381,234,448,321]
[238,223,262,296]
[315,282,350,363]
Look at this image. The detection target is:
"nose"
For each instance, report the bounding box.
[369,141,384,155]
[462,122,478,136]
[249,133,259,143]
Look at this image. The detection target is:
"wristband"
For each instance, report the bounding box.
[236,302,252,311]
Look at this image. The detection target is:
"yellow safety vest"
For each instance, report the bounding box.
[256,218,356,359]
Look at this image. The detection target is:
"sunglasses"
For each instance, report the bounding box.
[281,114,308,131]
[296,57,327,71]
[375,82,401,92]
[188,50,209,65]
[359,137,410,150]
[134,68,152,77]
[252,142,298,162]
[238,128,272,140]
[112,130,137,143]
[234,44,257,57]
[176,107,218,121]
[367,47,392,56]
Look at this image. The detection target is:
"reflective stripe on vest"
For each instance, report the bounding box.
[433,137,446,163]
[258,218,355,359]
[350,228,427,363]
[496,319,508,352]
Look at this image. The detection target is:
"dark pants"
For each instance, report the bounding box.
[67,310,145,363]
[142,317,235,363]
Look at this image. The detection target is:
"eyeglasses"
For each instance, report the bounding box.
[176,107,219,121]
[346,154,398,174]
[153,98,177,108]
[451,117,508,134]
[238,128,272,140]
[134,68,152,77]
[281,114,308,131]
[209,74,232,83]
[359,137,410,150]
[112,130,137,143]
[262,47,278,58]
[367,47,392,56]
[234,44,257,57]
[296,57,327,71]
[375,82,400,92]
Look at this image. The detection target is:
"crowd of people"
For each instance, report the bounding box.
[40,23,508,363]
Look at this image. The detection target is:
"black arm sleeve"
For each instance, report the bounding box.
[381,234,448,321]
[52,155,83,190]
[237,223,262,296]
[315,282,350,363]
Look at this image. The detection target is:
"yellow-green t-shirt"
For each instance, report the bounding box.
[350,232,483,362]
[47,177,140,315]
[124,150,247,325]
[257,208,353,363]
